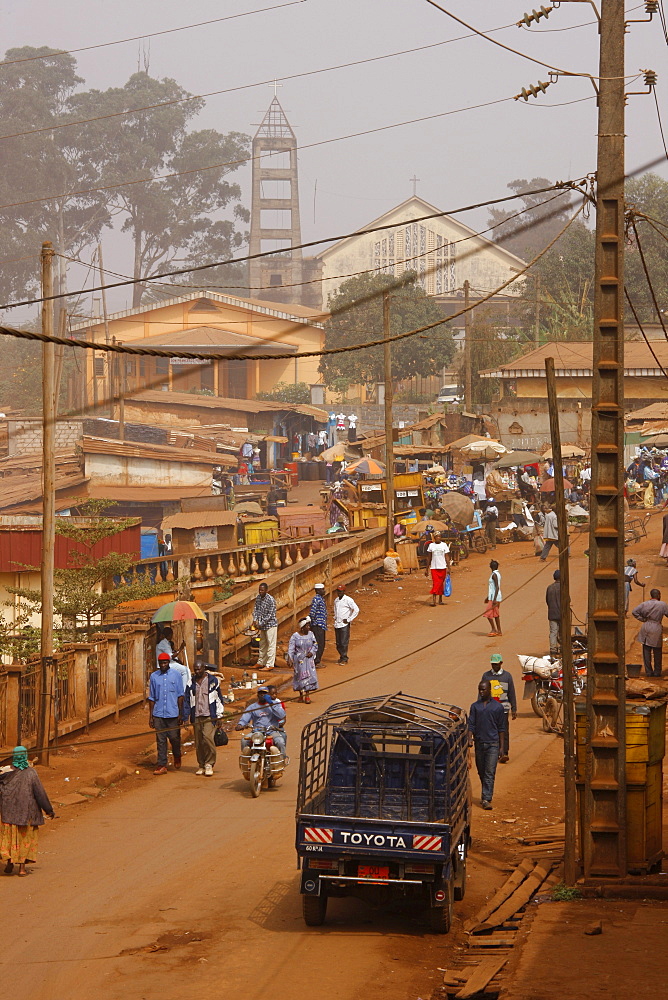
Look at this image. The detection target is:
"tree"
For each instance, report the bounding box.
[625,173,668,322]
[257,382,311,403]
[0,47,112,307]
[73,73,250,306]
[519,220,595,343]
[319,272,455,389]
[456,315,522,405]
[8,501,172,639]
[487,177,573,261]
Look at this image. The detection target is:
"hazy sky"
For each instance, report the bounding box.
[3,0,668,314]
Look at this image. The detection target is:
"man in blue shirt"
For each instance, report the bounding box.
[149,657,185,775]
[309,583,328,666]
[235,687,287,755]
[468,679,507,810]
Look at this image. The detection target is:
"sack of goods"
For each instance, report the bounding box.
[517,654,558,679]
[268,745,283,775]
[240,745,252,780]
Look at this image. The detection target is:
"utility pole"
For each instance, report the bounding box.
[98,244,113,418]
[584,0,627,879]
[545,357,577,885]
[463,280,473,411]
[383,290,395,552]
[534,274,541,348]
[37,242,56,764]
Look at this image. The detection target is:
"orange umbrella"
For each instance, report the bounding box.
[541,478,573,492]
[344,457,386,476]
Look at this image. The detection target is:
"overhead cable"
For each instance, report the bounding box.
[0,206,583,362]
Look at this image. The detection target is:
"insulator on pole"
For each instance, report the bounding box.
[645,1,659,15]
[513,80,552,101]
[643,68,658,88]
[517,5,553,27]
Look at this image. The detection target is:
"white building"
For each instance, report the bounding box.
[314,196,526,309]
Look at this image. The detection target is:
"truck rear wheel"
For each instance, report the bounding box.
[303,893,327,926]
[428,883,453,934]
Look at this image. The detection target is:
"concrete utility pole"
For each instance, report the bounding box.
[534,275,541,348]
[37,242,56,764]
[97,243,113,418]
[584,0,627,879]
[383,290,395,552]
[545,357,577,886]
[463,280,473,411]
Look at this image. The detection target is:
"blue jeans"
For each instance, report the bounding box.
[474,740,499,804]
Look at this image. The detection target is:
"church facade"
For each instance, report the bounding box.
[313,196,526,310]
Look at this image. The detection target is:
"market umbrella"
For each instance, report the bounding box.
[151,600,207,623]
[439,492,474,527]
[344,456,386,476]
[460,440,507,461]
[541,477,573,492]
[409,518,451,536]
[542,444,586,459]
[493,450,543,469]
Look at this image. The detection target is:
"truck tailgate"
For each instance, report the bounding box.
[297,813,450,861]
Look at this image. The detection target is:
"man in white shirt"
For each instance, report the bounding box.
[540,507,560,561]
[425,531,451,606]
[333,584,359,664]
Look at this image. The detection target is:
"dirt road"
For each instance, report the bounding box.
[1,534,594,1000]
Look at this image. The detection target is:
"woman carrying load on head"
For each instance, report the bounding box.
[0,746,55,876]
[287,618,319,704]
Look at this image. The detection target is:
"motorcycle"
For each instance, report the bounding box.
[239,726,289,798]
[518,653,587,732]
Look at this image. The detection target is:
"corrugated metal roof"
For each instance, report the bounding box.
[126,325,297,355]
[127,390,328,422]
[480,340,668,378]
[162,511,240,531]
[82,435,235,465]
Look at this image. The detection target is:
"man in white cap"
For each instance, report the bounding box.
[309,583,328,666]
[333,584,359,665]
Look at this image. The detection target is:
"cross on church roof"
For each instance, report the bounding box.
[409,174,421,196]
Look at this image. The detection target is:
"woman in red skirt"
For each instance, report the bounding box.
[425,532,451,606]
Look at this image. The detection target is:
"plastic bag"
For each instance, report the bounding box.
[444,572,452,597]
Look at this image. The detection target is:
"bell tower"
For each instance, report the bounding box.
[249,95,304,304]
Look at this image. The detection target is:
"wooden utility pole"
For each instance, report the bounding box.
[98,244,113,418]
[584,0,627,878]
[463,280,472,410]
[545,357,577,885]
[383,290,394,552]
[37,242,56,764]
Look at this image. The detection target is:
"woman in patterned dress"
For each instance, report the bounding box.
[287,618,319,704]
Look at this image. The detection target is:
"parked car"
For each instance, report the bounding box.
[436,384,463,404]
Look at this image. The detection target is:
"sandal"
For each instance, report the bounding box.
[3,861,14,875]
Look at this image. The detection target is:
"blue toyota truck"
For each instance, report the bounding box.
[295,692,471,933]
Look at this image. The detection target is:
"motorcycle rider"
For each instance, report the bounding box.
[235,686,286,756]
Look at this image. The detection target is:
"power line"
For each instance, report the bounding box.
[0,24,525,144]
[0,1,309,67]
[62,189,570,300]
[0,179,580,311]
[624,285,668,379]
[630,215,668,344]
[0,207,583,363]
[653,89,668,161]
[0,96,517,213]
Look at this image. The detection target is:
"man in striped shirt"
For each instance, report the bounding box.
[309,583,328,666]
[252,582,278,670]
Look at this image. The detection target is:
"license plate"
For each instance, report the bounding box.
[357,865,389,880]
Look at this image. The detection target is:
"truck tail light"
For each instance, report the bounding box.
[307,859,338,870]
[405,863,435,874]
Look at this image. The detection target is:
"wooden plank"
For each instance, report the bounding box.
[463,859,534,931]
[472,864,551,932]
[468,935,516,948]
[456,957,508,999]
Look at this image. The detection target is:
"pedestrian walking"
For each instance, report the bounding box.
[309,583,328,665]
[0,747,55,876]
[182,656,227,776]
[481,653,517,762]
[425,531,451,606]
[539,506,559,561]
[148,655,185,775]
[468,680,507,810]
[483,501,499,549]
[546,569,561,655]
[624,558,645,615]
[252,582,278,670]
[483,560,502,637]
[288,618,319,703]
[632,589,668,677]
[333,584,359,664]
[660,506,668,561]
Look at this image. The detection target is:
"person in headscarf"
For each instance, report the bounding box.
[0,747,55,876]
[287,618,319,704]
